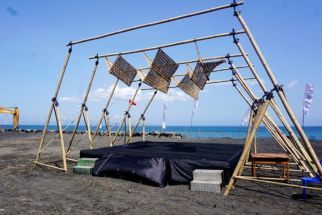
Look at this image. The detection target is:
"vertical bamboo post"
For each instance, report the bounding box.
[128,114,132,143]
[84,109,93,148]
[35,47,72,163]
[111,82,142,145]
[53,104,67,171]
[66,57,99,154]
[142,118,146,141]
[235,12,322,176]
[233,37,314,169]
[224,98,270,196]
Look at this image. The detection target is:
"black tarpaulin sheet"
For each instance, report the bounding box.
[81,141,243,187]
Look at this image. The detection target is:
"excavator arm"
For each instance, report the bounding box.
[0,107,19,130]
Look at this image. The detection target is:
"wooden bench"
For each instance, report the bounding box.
[250,153,290,181]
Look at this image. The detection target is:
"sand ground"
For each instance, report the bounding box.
[0,132,322,215]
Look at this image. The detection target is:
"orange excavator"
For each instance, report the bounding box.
[0,106,19,130]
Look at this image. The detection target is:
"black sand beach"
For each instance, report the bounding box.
[0,132,322,214]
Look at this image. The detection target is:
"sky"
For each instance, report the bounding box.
[0,0,322,127]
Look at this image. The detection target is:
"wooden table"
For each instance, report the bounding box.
[250,153,290,181]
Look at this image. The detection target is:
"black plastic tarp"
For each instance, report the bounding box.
[81,141,243,187]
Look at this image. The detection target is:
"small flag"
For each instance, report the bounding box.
[129,99,137,106]
[162,103,167,129]
[191,99,199,126]
[241,108,251,126]
[303,83,314,115]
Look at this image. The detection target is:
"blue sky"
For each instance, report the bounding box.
[0,0,322,127]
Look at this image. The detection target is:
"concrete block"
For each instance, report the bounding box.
[73,166,92,175]
[193,169,223,182]
[190,180,222,193]
[77,158,98,167]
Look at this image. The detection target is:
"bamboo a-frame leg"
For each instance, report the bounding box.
[34,47,72,172]
[66,57,99,156]
[231,66,312,174]
[126,90,158,144]
[233,83,310,173]
[224,97,271,196]
[111,82,142,145]
[235,11,322,176]
[231,35,316,173]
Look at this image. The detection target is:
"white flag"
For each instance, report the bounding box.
[190,99,199,126]
[241,108,251,126]
[192,99,199,116]
[162,103,167,129]
[303,83,314,115]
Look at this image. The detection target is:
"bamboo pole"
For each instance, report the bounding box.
[235,12,322,176]
[130,54,244,83]
[53,105,67,171]
[224,98,271,196]
[141,77,255,91]
[142,118,146,141]
[127,90,158,144]
[84,110,93,148]
[90,31,245,59]
[93,79,119,141]
[235,176,322,192]
[66,58,99,154]
[111,82,142,145]
[70,2,243,46]
[35,47,72,163]
[233,38,315,172]
[128,114,132,143]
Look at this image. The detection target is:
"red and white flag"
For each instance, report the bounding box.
[129,99,137,106]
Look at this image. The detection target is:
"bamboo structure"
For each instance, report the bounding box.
[231,33,316,173]
[234,11,322,177]
[34,47,72,172]
[34,1,321,199]
[230,64,312,175]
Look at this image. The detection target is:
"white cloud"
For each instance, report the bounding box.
[155,90,190,102]
[287,80,299,89]
[60,96,80,103]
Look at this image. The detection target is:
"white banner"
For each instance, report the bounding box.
[241,108,251,126]
[303,83,314,115]
[162,103,167,129]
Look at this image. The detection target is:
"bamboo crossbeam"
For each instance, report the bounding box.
[70,2,243,46]
[141,77,255,91]
[234,176,322,192]
[131,54,245,83]
[235,12,322,176]
[89,31,245,59]
[33,161,66,172]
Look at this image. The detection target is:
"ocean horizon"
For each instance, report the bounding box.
[1,125,322,140]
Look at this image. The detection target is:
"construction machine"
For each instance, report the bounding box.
[0,106,19,130]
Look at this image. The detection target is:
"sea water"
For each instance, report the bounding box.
[1,125,322,140]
